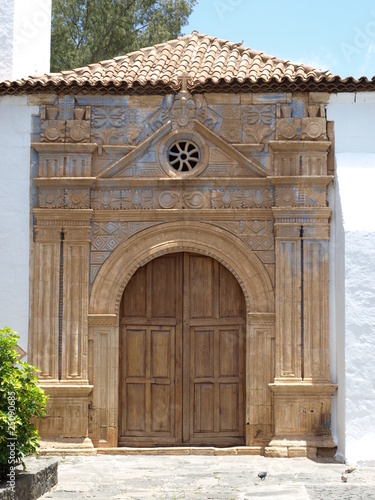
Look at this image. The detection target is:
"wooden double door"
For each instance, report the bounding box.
[119,252,245,446]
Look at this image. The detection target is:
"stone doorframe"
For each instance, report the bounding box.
[88,221,276,450]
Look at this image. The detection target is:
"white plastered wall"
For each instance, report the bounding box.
[0,96,38,350]
[0,0,51,82]
[327,93,375,464]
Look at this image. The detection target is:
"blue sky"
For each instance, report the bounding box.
[184,0,375,78]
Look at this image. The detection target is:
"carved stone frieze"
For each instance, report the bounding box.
[276,119,302,141]
[40,101,91,143]
[66,119,90,143]
[301,118,327,140]
[210,220,275,266]
[41,119,65,142]
[275,184,327,207]
[65,188,90,209]
[39,188,91,209]
[242,105,276,143]
[90,221,159,283]
[90,186,274,210]
[39,188,64,208]
[212,188,274,209]
[146,92,222,134]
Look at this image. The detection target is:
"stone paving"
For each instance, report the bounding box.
[40,454,375,500]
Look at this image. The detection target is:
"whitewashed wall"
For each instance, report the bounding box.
[0,96,38,350]
[0,0,51,81]
[328,93,375,464]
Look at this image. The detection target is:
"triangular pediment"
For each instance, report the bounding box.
[98,119,266,180]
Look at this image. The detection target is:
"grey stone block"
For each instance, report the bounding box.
[0,457,58,500]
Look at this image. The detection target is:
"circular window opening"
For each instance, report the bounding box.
[168,140,200,173]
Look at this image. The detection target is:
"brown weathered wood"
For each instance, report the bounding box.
[120,252,245,446]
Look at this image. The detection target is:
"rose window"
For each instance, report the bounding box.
[168,140,200,172]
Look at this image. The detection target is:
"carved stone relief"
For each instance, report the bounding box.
[90,186,274,210]
[242,105,276,144]
[41,99,91,143]
[90,221,159,283]
[31,89,335,457]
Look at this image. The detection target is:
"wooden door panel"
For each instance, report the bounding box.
[151,329,172,379]
[219,384,239,432]
[219,328,240,377]
[126,384,146,431]
[120,324,179,442]
[219,264,245,318]
[125,329,146,378]
[194,383,214,433]
[151,384,171,433]
[188,254,215,319]
[122,265,147,318]
[120,252,245,446]
[151,255,177,319]
[193,329,215,378]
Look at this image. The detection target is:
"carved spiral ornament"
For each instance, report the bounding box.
[168,140,200,172]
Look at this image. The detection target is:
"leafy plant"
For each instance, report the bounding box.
[0,328,48,480]
[51,0,197,72]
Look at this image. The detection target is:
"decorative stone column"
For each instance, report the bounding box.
[61,217,92,384]
[31,211,94,449]
[268,207,337,457]
[30,222,61,383]
[267,136,337,457]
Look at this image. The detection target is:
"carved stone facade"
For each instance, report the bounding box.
[29,89,336,457]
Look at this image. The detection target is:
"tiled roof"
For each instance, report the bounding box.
[1,32,375,95]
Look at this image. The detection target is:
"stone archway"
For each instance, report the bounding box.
[88,221,275,448]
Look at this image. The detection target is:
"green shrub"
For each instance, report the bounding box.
[0,327,48,480]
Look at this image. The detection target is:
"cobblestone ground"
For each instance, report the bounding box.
[41,455,375,500]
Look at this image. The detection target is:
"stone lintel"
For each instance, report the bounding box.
[40,384,94,397]
[269,140,331,153]
[33,208,94,224]
[88,314,118,326]
[95,177,272,189]
[268,176,333,187]
[32,142,98,154]
[269,382,337,396]
[92,209,273,223]
[272,207,332,222]
[248,312,275,325]
[35,177,96,188]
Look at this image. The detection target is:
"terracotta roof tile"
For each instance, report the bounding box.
[2,31,375,95]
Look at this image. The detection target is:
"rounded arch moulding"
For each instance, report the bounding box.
[89,221,274,316]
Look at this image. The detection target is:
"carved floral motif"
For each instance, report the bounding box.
[275,185,327,207]
[65,188,90,209]
[39,188,64,208]
[242,105,276,143]
[211,188,274,209]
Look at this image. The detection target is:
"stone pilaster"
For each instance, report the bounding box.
[61,219,92,384]
[29,225,61,382]
[247,313,276,446]
[268,205,337,456]
[303,221,331,382]
[273,218,302,382]
[88,314,119,447]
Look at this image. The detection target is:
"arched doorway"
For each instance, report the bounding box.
[118,252,246,446]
